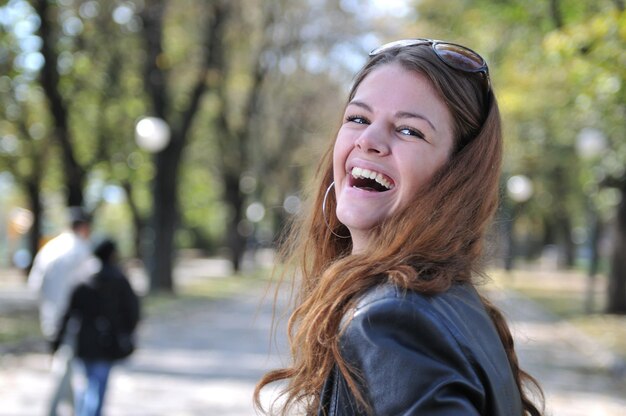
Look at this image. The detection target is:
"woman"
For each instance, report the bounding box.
[53,238,140,416]
[255,39,543,415]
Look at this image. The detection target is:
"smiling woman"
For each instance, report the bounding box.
[333,63,454,252]
[255,38,544,416]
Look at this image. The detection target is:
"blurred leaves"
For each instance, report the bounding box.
[1,0,624,287]
[0,0,384,269]
[413,0,625,261]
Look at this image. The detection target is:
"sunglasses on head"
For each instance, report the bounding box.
[369,38,491,93]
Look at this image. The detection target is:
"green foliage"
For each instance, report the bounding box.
[1,0,380,265]
[413,0,626,259]
[542,6,626,220]
[15,0,622,274]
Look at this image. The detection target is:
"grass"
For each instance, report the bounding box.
[142,268,273,316]
[0,309,40,346]
[490,267,626,361]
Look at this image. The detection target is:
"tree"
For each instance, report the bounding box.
[1,0,396,291]
[136,0,234,290]
[0,1,52,268]
[170,0,374,273]
[412,0,626,312]
[542,5,626,312]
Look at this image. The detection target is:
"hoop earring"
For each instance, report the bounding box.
[322,181,351,239]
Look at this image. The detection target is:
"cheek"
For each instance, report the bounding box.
[332,145,342,180]
[332,135,350,176]
[401,153,447,195]
[401,174,428,200]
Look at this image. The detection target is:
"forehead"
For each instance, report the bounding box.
[351,63,452,132]
[354,62,435,99]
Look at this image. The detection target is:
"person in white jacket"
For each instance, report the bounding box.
[28,207,99,416]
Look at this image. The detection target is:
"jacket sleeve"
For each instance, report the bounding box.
[119,271,140,333]
[338,291,486,415]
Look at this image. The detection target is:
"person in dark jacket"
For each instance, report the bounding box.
[53,238,140,416]
[255,39,544,415]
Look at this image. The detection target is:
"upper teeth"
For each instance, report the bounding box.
[351,167,394,190]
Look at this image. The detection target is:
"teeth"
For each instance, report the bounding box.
[351,167,393,190]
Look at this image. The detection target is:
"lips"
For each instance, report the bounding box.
[349,167,395,192]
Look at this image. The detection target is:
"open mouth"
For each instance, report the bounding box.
[350,167,394,192]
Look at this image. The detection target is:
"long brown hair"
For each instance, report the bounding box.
[255,45,543,415]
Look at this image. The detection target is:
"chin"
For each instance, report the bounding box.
[336,211,380,233]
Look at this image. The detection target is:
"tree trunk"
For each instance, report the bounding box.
[584,212,602,313]
[140,1,173,292]
[503,203,516,271]
[224,171,246,272]
[121,181,144,259]
[607,183,626,314]
[557,214,575,268]
[148,146,181,292]
[25,179,43,274]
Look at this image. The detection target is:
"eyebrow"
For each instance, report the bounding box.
[348,100,437,132]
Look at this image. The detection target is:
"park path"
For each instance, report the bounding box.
[0,265,288,416]
[1,259,626,415]
[489,287,626,415]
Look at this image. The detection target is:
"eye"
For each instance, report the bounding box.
[346,114,370,125]
[398,126,426,140]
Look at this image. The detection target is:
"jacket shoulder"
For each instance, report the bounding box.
[349,283,502,358]
[337,282,522,415]
[345,283,489,372]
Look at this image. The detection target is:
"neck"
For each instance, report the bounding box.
[349,229,371,254]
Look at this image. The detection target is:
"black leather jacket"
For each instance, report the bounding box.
[318,283,522,415]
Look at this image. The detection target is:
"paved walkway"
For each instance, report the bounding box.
[488,288,626,415]
[0,263,288,416]
[1,260,626,415]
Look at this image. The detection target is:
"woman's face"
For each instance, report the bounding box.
[333,62,454,253]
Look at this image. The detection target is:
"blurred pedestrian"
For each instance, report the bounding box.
[28,207,98,416]
[255,38,544,415]
[53,238,140,416]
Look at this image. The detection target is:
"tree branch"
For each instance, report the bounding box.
[600,174,626,190]
[140,0,169,119]
[178,0,231,142]
[33,0,85,206]
[239,4,275,141]
[549,0,564,29]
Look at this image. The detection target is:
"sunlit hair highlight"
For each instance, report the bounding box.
[255,45,543,415]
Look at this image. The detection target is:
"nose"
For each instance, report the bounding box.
[355,123,390,155]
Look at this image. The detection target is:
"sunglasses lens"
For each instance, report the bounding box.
[433,43,485,72]
[369,39,490,91]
